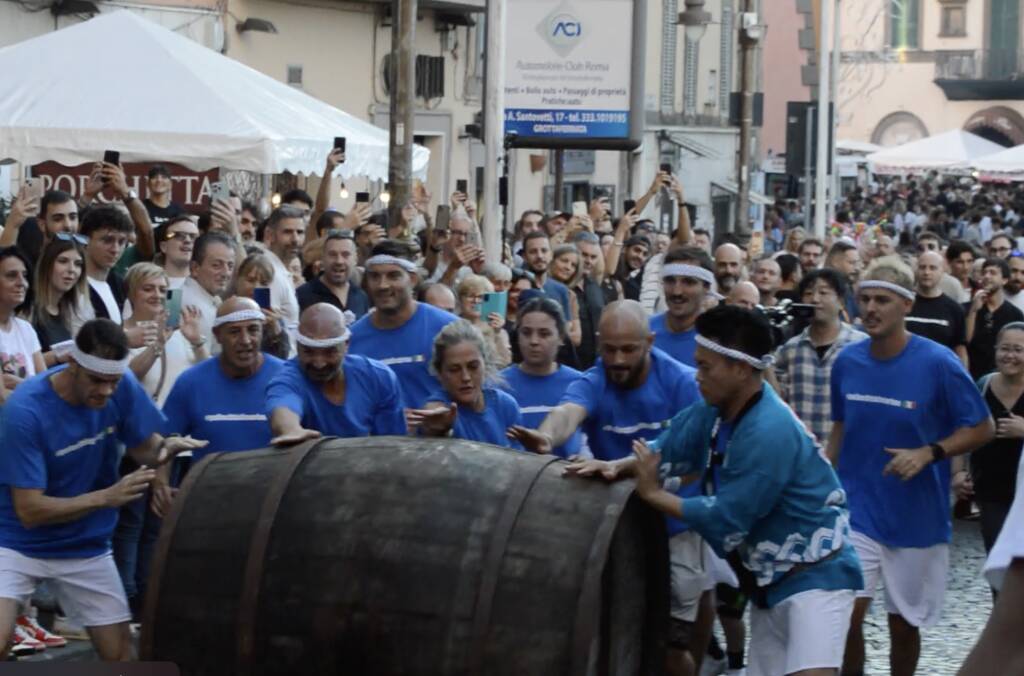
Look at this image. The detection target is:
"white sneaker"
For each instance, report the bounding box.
[699,655,727,676]
[51,616,88,641]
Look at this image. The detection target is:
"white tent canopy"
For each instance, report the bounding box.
[972,143,1024,179]
[866,128,1004,174]
[0,11,428,180]
[836,139,881,155]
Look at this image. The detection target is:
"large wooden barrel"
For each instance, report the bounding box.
[141,437,668,676]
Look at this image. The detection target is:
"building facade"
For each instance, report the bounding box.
[837,0,1024,148]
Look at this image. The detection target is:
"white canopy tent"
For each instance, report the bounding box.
[972,144,1024,180]
[836,140,882,155]
[0,11,428,180]
[866,129,1004,174]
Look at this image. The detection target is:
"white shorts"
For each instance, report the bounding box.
[851,530,948,628]
[704,547,740,590]
[748,589,855,676]
[669,531,708,623]
[0,547,131,628]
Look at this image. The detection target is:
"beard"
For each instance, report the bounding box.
[1007,281,1022,296]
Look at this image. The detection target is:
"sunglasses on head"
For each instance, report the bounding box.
[54,232,88,246]
[326,228,355,241]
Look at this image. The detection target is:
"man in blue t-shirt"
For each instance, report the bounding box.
[570,305,863,676]
[649,247,717,367]
[0,320,204,661]
[348,251,457,408]
[511,300,705,674]
[828,261,994,676]
[162,297,287,473]
[269,303,406,445]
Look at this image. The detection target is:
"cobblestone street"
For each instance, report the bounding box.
[861,520,991,676]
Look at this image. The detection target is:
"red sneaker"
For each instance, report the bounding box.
[16,615,66,648]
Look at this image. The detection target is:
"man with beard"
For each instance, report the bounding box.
[906,251,968,366]
[263,206,305,327]
[713,243,744,295]
[348,249,457,409]
[830,260,993,676]
[798,238,825,274]
[649,248,716,367]
[570,232,607,369]
[520,230,581,347]
[752,256,781,307]
[946,240,978,304]
[162,298,287,468]
[510,300,703,676]
[967,258,1024,379]
[825,241,863,321]
[267,303,406,445]
[1004,253,1024,312]
[618,234,652,301]
[296,229,369,318]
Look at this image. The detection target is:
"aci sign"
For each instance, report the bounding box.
[541,10,583,56]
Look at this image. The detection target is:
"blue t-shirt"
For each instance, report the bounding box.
[499,365,583,458]
[650,313,697,367]
[561,348,702,535]
[266,354,407,437]
[348,303,457,409]
[162,355,287,463]
[0,367,166,558]
[424,387,523,449]
[831,335,990,547]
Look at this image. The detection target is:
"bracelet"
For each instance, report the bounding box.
[611,241,623,248]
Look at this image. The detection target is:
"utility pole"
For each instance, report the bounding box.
[553,149,564,211]
[481,0,506,261]
[388,0,416,227]
[734,0,758,238]
[813,0,832,238]
[829,0,841,223]
[804,104,815,232]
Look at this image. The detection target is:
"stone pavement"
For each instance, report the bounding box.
[861,519,991,676]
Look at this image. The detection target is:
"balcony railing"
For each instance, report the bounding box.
[934,49,1024,100]
[935,49,1024,80]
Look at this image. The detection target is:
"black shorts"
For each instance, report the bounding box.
[668,617,694,650]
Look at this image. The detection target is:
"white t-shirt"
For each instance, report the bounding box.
[88,278,122,324]
[1006,290,1024,314]
[128,331,202,407]
[984,456,1024,591]
[267,251,300,328]
[181,277,221,355]
[0,317,42,379]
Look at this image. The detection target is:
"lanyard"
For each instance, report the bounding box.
[701,389,764,497]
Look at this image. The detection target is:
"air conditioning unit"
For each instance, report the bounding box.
[381,55,445,99]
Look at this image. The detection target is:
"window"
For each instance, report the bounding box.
[888,0,920,49]
[940,3,967,37]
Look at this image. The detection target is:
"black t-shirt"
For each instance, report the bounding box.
[143,199,186,228]
[15,218,44,265]
[32,311,71,353]
[907,293,967,351]
[969,300,1024,379]
[971,378,1024,503]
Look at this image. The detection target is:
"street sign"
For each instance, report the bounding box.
[504,0,646,150]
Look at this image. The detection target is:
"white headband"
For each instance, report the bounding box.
[296,330,349,348]
[213,309,265,328]
[294,310,357,348]
[858,280,915,301]
[695,334,774,370]
[661,263,715,286]
[365,255,417,273]
[70,345,130,376]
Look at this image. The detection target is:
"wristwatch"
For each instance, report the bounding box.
[930,443,947,463]
[121,189,138,203]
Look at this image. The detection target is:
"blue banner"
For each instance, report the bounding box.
[504,108,629,139]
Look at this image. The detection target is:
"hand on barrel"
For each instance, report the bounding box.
[158,436,209,465]
[506,426,552,454]
[562,459,618,480]
[103,466,157,508]
[631,439,662,498]
[271,428,322,447]
[405,404,457,437]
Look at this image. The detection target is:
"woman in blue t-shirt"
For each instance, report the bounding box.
[500,297,583,458]
[406,319,523,448]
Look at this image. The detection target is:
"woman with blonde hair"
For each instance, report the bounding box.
[405,319,522,448]
[455,273,512,367]
[232,251,290,358]
[783,226,807,255]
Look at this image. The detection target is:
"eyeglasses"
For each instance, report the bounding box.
[164,230,198,243]
[326,229,355,241]
[54,232,88,246]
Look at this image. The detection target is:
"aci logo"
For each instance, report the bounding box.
[538,3,583,57]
